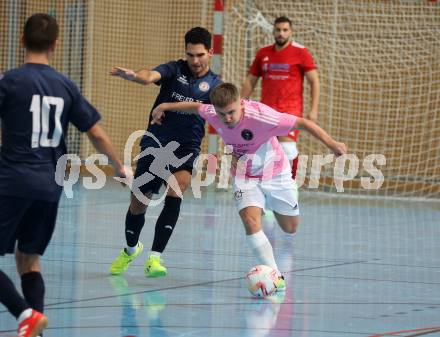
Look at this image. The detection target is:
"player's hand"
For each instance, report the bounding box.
[230,154,248,175]
[151,104,166,125]
[306,110,318,123]
[109,66,137,81]
[331,141,347,157]
[113,165,134,188]
[230,154,239,170]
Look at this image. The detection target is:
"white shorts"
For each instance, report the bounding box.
[280,141,298,160]
[232,165,299,216]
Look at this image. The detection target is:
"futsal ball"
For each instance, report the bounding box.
[245,265,278,298]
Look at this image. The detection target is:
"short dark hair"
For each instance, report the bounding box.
[23,13,59,52]
[274,16,292,27]
[184,27,212,50]
[210,83,239,108]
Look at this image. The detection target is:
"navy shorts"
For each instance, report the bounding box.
[0,195,59,256]
[134,144,199,195]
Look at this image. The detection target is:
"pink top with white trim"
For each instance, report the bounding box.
[198,100,297,179]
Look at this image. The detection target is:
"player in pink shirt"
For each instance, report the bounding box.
[151,83,346,291]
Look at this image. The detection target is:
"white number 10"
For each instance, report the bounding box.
[30,94,64,148]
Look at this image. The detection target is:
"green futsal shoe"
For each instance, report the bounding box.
[109,242,144,275]
[274,275,286,292]
[145,255,167,278]
[267,289,286,303]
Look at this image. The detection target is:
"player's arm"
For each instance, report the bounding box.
[151,102,202,125]
[240,74,259,99]
[292,117,346,156]
[0,73,10,114]
[86,123,128,179]
[305,69,320,123]
[109,66,161,85]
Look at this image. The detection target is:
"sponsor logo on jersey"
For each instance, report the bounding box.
[198,81,210,92]
[241,129,254,141]
[269,63,290,70]
[177,75,188,85]
[171,91,202,103]
[170,92,202,115]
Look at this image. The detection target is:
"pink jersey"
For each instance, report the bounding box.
[199,100,297,179]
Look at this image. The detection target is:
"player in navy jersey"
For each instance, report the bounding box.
[0,13,127,337]
[109,27,222,277]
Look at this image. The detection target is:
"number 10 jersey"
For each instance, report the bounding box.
[0,63,101,201]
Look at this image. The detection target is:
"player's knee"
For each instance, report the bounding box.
[284,224,297,234]
[282,218,299,234]
[130,203,147,215]
[177,179,191,194]
[19,265,40,275]
[169,171,192,196]
[167,183,188,198]
[241,214,261,234]
[130,195,148,214]
[15,251,40,275]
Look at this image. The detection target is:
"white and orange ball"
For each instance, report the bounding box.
[245,265,278,298]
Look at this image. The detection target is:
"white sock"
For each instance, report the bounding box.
[149,251,161,258]
[246,230,280,275]
[126,242,139,255]
[17,308,32,323]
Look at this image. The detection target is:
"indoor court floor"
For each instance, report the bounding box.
[0,181,439,337]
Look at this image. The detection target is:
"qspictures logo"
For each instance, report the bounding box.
[55,130,386,204]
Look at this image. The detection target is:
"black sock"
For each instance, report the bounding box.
[21,271,45,313]
[0,270,29,318]
[151,196,182,253]
[125,209,145,247]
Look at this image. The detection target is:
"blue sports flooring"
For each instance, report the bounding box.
[1,181,439,337]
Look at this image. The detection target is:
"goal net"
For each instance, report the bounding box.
[222,0,440,198]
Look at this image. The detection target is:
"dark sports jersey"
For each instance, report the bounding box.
[0,63,101,201]
[143,59,222,151]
